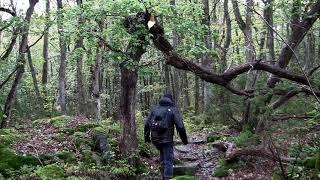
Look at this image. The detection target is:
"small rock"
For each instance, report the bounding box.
[174,162,200,175]
[188,135,206,144]
[181,155,198,162]
[175,145,191,153]
[202,162,213,168]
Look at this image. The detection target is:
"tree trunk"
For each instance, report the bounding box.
[263,0,275,64]
[75,0,87,115]
[92,38,103,121]
[42,0,50,85]
[1,0,38,128]
[202,0,213,109]
[304,31,315,71]
[27,49,41,101]
[119,16,148,159]
[57,0,67,114]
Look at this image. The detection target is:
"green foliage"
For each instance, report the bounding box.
[77,123,100,132]
[207,134,221,143]
[0,148,39,177]
[232,129,259,147]
[109,159,135,177]
[173,175,199,180]
[56,151,77,164]
[212,159,231,177]
[0,128,18,148]
[49,116,70,128]
[35,164,65,180]
[80,150,96,165]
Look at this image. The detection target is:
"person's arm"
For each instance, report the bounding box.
[172,107,188,144]
[144,110,153,143]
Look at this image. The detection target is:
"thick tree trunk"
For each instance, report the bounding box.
[202,0,213,108]
[75,0,87,115]
[92,40,103,120]
[1,0,38,128]
[42,0,50,85]
[120,15,148,158]
[57,0,67,114]
[218,0,232,121]
[263,0,275,64]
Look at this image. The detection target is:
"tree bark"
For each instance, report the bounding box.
[119,14,148,159]
[202,0,213,108]
[1,0,38,128]
[57,0,67,114]
[75,0,87,115]
[263,0,275,64]
[42,0,50,85]
[27,49,41,100]
[92,33,103,120]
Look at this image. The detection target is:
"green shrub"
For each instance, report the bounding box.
[213,159,231,177]
[207,134,220,142]
[49,116,70,128]
[0,148,38,177]
[233,129,258,147]
[35,164,64,180]
[173,175,198,180]
[77,123,99,132]
[0,129,18,148]
[80,150,96,165]
[56,151,77,163]
[109,160,135,177]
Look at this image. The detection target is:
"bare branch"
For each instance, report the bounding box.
[0,7,16,16]
[0,66,18,89]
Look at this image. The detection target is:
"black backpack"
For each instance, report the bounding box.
[150,108,171,133]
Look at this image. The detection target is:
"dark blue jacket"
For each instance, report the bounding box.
[144,97,188,144]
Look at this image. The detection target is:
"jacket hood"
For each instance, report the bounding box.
[159,97,174,106]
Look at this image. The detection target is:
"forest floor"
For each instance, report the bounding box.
[1,115,319,179]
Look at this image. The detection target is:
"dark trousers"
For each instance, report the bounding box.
[155,143,173,179]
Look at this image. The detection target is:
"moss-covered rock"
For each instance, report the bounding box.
[35,164,64,180]
[56,151,77,163]
[0,148,39,177]
[0,129,18,148]
[49,116,70,128]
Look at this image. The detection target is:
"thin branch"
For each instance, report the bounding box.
[243,2,320,104]
[308,64,320,77]
[0,7,16,16]
[94,34,126,54]
[0,66,18,90]
[27,32,45,51]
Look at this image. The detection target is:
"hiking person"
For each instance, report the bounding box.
[144,94,188,180]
